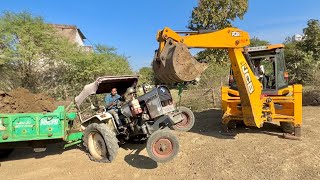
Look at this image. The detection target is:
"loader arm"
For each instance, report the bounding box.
[153,27,263,127]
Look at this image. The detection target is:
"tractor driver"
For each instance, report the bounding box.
[105,88,123,129]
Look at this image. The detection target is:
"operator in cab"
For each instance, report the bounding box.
[253,59,269,88]
[254,59,265,79]
[253,59,266,88]
[105,88,123,129]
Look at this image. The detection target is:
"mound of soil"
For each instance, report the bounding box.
[0,88,56,113]
[303,90,320,106]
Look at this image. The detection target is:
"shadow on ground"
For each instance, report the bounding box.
[121,142,158,169]
[0,142,80,162]
[1,140,158,170]
[190,108,285,139]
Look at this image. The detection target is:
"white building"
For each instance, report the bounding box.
[50,24,93,52]
[292,34,303,42]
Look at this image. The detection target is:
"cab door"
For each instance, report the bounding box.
[262,49,288,95]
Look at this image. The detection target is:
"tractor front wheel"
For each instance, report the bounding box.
[146,130,179,163]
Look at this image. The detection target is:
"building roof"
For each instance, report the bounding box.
[49,24,86,40]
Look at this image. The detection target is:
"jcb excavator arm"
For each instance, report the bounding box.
[153,27,263,127]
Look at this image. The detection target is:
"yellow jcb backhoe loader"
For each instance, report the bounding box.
[152,27,302,139]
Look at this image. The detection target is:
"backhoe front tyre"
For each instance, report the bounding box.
[146,130,179,163]
[171,106,195,132]
[280,122,294,134]
[83,123,119,163]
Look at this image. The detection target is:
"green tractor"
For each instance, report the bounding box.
[75,75,194,163]
[0,75,195,163]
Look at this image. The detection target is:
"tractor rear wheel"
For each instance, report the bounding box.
[171,106,195,132]
[83,123,119,163]
[146,130,179,163]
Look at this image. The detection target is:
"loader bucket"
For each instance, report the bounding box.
[152,40,208,84]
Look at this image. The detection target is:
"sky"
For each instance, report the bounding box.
[1,1,319,71]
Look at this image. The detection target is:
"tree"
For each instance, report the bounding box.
[188,0,248,30]
[0,11,133,99]
[138,67,154,85]
[49,44,133,99]
[0,11,79,91]
[185,0,248,88]
[188,0,249,64]
[298,19,320,60]
[249,37,269,47]
[284,19,320,84]
[284,41,314,84]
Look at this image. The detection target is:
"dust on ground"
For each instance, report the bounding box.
[1,106,319,180]
[0,88,56,113]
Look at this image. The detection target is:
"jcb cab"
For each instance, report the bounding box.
[229,44,289,94]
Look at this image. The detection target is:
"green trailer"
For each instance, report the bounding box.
[0,105,83,158]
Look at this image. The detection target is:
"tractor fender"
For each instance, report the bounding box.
[81,113,119,134]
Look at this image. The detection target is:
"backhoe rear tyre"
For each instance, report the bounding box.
[171,106,195,132]
[146,130,179,163]
[83,123,119,163]
[0,149,14,159]
[280,122,294,133]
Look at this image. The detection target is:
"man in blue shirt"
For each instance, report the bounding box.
[105,88,123,128]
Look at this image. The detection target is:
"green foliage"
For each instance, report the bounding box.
[250,37,270,47]
[284,42,314,83]
[59,44,132,98]
[138,67,154,85]
[284,19,320,84]
[0,11,132,99]
[0,11,79,91]
[195,49,229,63]
[196,62,229,88]
[188,0,248,30]
[298,19,320,60]
[194,37,270,64]
[188,0,248,64]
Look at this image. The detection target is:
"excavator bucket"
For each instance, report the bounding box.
[152,40,208,84]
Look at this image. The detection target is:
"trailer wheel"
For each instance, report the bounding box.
[83,123,119,163]
[146,130,179,163]
[0,149,14,159]
[171,106,195,132]
[280,122,294,133]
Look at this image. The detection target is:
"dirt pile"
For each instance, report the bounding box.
[303,90,320,106]
[0,88,56,113]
